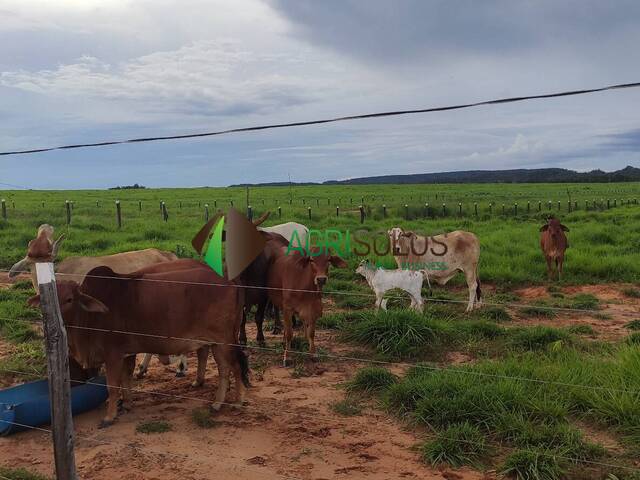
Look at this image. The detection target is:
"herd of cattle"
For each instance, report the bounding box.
[6,215,569,426]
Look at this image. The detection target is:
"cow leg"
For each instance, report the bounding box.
[192,346,209,387]
[209,345,230,412]
[239,307,248,345]
[135,353,152,379]
[120,355,136,413]
[157,354,171,366]
[282,308,294,367]
[305,315,318,362]
[464,269,478,313]
[272,306,282,335]
[174,355,187,377]
[229,348,248,407]
[557,256,564,280]
[255,301,267,347]
[410,288,423,312]
[545,256,554,280]
[101,354,125,427]
[375,292,384,310]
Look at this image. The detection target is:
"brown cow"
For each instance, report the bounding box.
[29,261,248,427]
[267,249,347,366]
[540,217,569,280]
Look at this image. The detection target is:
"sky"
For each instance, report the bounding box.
[0,0,639,189]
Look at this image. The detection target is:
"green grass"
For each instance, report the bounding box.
[566,324,596,336]
[422,422,488,468]
[135,420,172,434]
[0,467,49,480]
[624,320,640,331]
[191,408,217,429]
[330,398,362,416]
[500,449,565,480]
[622,287,640,298]
[346,367,398,394]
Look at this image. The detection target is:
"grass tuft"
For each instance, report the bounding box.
[500,448,565,480]
[136,420,171,434]
[346,367,398,395]
[0,467,49,480]
[330,398,362,416]
[422,422,488,468]
[191,408,217,428]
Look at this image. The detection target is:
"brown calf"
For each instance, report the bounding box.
[267,250,347,366]
[540,217,569,280]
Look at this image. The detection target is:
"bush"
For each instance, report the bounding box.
[500,449,565,480]
[0,467,49,480]
[569,293,599,310]
[478,306,512,322]
[422,422,488,467]
[624,320,640,331]
[347,367,398,395]
[566,324,596,335]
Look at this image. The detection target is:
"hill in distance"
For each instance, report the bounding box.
[231,166,640,187]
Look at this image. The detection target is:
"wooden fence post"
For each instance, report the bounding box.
[489,203,493,215]
[308,206,312,220]
[161,202,168,221]
[441,203,446,217]
[278,206,282,219]
[557,201,561,211]
[474,202,478,216]
[115,201,122,229]
[96,201,100,208]
[1,199,6,220]
[316,198,319,207]
[458,203,462,216]
[336,206,340,217]
[382,204,387,218]
[36,263,79,480]
[138,201,142,212]
[568,200,571,212]
[42,201,45,208]
[527,201,530,214]
[538,201,541,212]
[359,205,365,223]
[405,204,409,219]
[247,206,253,221]
[514,203,518,216]
[607,199,610,209]
[502,204,505,215]
[204,204,209,221]
[214,200,217,208]
[65,200,71,225]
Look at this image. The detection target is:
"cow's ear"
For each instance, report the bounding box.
[78,293,108,313]
[539,225,549,232]
[330,256,348,268]
[560,224,569,232]
[27,295,41,308]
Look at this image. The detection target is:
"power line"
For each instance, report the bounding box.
[1,81,639,157]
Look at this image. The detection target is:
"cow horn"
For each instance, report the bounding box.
[52,233,66,258]
[252,211,270,227]
[8,257,30,280]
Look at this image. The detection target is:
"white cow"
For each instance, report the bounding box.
[259,222,309,250]
[356,260,424,312]
[388,227,481,312]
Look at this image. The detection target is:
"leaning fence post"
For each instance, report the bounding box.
[65,200,71,225]
[1,199,6,220]
[35,263,79,480]
[115,200,122,229]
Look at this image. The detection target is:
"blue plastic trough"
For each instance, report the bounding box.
[0,376,108,436]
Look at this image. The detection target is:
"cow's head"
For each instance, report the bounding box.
[387,227,417,255]
[297,251,348,289]
[8,224,65,282]
[28,281,108,318]
[540,217,569,236]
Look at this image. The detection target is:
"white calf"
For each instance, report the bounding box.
[136,354,188,379]
[356,261,424,312]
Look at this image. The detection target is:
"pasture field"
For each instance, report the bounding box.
[1,182,640,480]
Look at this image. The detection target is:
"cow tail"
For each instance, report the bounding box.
[475,266,482,302]
[235,346,251,388]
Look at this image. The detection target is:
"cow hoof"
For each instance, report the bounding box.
[175,371,186,378]
[282,359,293,368]
[135,371,146,380]
[99,419,115,429]
[209,403,222,414]
[191,380,204,388]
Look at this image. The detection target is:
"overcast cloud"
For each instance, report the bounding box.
[0,0,638,189]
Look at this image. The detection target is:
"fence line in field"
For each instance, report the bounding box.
[1,196,638,224]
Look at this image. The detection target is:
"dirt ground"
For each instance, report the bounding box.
[0,323,488,480]
[0,276,638,479]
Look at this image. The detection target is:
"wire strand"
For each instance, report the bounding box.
[1,81,639,156]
